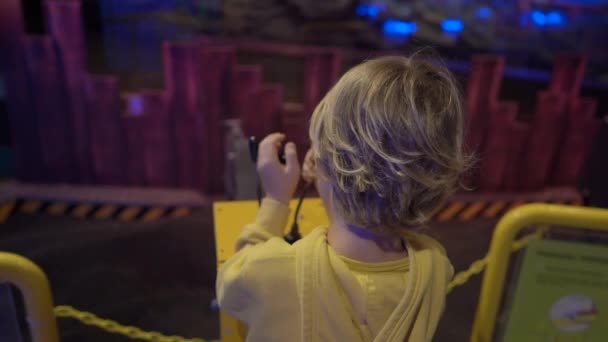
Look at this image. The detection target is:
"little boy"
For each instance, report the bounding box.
[217,56,469,341]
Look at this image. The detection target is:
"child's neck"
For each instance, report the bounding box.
[326,216,408,263]
[317,180,407,262]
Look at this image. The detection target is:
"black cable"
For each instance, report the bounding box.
[284,181,312,244]
[255,183,262,206]
[248,136,262,206]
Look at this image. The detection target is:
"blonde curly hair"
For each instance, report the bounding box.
[309,55,470,235]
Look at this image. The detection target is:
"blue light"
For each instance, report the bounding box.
[356,4,380,18]
[441,19,464,33]
[356,5,367,17]
[367,6,379,17]
[546,11,564,25]
[382,19,417,37]
[476,7,492,19]
[531,10,547,26]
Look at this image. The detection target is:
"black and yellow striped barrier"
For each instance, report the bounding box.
[0,196,582,225]
[432,197,582,222]
[0,198,195,224]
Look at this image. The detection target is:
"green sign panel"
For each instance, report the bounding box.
[503,239,608,341]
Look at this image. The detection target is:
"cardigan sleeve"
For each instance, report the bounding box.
[216,197,291,321]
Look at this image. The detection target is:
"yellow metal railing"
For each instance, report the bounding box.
[3,202,607,342]
[471,204,608,342]
[0,252,59,342]
[54,305,214,342]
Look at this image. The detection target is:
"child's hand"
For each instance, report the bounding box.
[257,133,300,205]
[302,148,317,183]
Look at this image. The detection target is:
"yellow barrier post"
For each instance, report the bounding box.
[0,252,59,342]
[471,204,608,342]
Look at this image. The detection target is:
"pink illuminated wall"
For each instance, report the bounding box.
[0,0,601,194]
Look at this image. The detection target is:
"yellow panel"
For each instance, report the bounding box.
[214,198,329,341]
[213,198,328,264]
[219,311,247,342]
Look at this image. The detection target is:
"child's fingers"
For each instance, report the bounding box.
[260,133,285,151]
[258,133,285,165]
[284,142,300,176]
